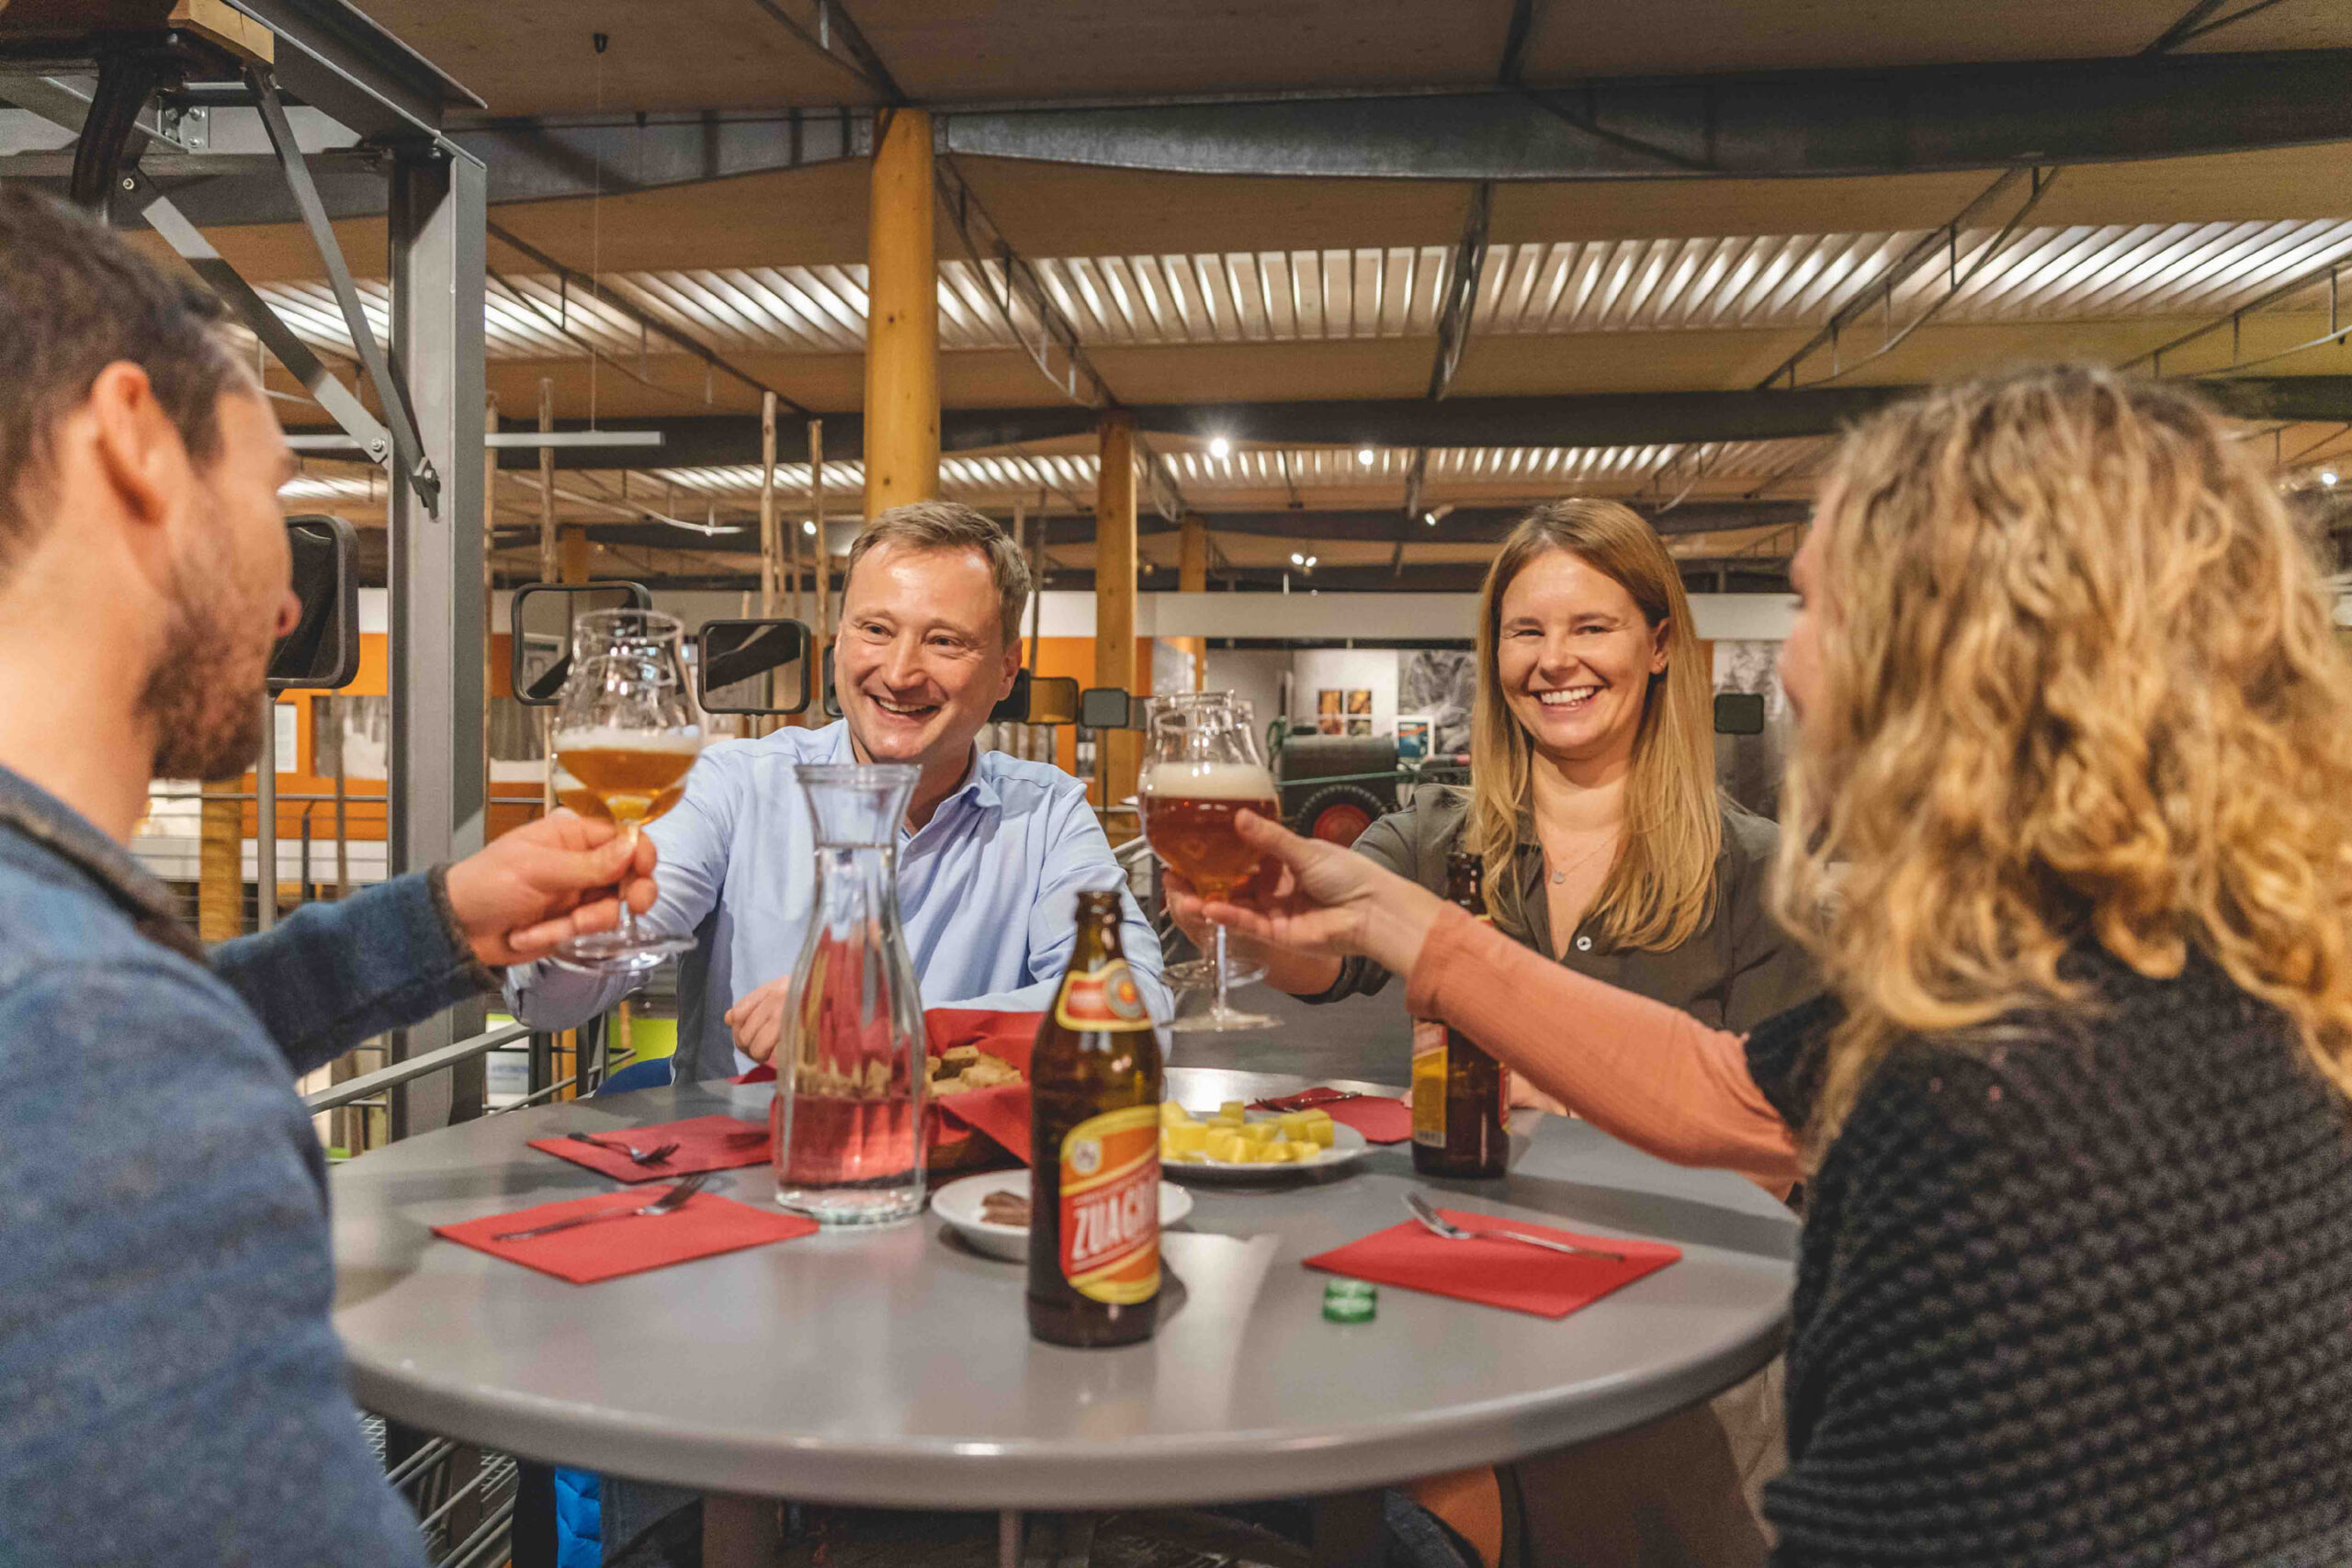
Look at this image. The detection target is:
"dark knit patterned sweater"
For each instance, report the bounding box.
[1743,950,2352,1566]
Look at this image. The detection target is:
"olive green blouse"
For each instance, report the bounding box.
[1303,784,1819,1033]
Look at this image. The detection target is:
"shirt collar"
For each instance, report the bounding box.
[0,764,205,962]
[824,722,1002,823]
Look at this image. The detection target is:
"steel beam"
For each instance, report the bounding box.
[377,378,2352,473]
[938,51,2352,181]
[448,376,2352,478]
[384,141,487,1136]
[252,64,437,509]
[219,0,482,142]
[551,501,1808,558]
[85,49,2352,227]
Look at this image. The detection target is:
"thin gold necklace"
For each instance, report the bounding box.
[1545,831,1617,886]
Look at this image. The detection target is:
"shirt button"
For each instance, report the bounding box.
[1575,935,1592,952]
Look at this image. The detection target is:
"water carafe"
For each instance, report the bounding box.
[772,764,928,1225]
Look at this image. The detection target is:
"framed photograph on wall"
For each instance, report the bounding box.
[1316,688,1344,734]
[1345,689,1373,716]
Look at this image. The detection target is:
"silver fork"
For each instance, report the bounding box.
[567,1131,682,1168]
[495,1172,713,1242]
[1405,1190,1626,1263]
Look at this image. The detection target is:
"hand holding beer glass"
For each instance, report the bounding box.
[547,608,702,975]
[1139,692,1281,1033]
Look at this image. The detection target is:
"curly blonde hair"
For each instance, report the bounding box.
[1468,500,1721,950]
[1777,365,2352,1154]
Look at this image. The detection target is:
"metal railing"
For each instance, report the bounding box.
[331,1009,639,1568]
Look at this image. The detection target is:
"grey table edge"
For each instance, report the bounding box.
[333,1069,1796,1509]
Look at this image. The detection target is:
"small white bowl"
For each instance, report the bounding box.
[931,1169,1194,1262]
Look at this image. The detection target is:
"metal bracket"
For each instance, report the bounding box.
[246,62,439,513]
[68,50,175,213]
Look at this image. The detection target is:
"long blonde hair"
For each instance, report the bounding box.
[1468,500,1722,950]
[1778,365,2352,1153]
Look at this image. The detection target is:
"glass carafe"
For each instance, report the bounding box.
[771,764,929,1225]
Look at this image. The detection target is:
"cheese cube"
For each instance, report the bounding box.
[1204,1128,1249,1163]
[1274,1111,1310,1139]
[1239,1121,1280,1145]
[1285,1140,1321,1162]
[1218,1100,1248,1122]
[1305,1119,1335,1148]
[1165,1121,1208,1157]
[1160,1100,1193,1127]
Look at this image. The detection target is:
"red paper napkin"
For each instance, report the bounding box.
[936,1082,1032,1165]
[1253,1088,1415,1144]
[434,1189,817,1284]
[528,1114,772,1184]
[1304,1207,1679,1317]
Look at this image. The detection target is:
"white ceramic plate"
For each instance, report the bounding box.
[932,1169,1195,1262]
[1159,1112,1371,1183]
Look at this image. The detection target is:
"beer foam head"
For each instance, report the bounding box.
[1143,760,1275,798]
[552,726,703,753]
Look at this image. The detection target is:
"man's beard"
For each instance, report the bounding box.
[141,545,266,782]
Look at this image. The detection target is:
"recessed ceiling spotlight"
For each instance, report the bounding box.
[1208,435,1232,460]
[1424,511,1438,526]
[2324,468,2341,488]
[1356,446,1376,466]
[803,520,818,535]
[1290,552,1305,566]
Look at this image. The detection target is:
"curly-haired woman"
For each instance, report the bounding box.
[1205,366,2352,1563]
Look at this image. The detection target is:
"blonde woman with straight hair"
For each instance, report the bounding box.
[1205,366,2352,1564]
[1169,499,1815,1037]
[1168,501,1815,1568]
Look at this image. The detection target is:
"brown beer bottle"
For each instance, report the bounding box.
[1029,890,1165,1347]
[1410,850,1510,1179]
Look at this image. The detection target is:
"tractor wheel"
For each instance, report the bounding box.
[1295,784,1385,847]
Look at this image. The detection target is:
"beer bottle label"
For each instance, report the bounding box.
[1410,1019,1448,1148]
[1057,1103,1161,1304]
[1054,960,1154,1034]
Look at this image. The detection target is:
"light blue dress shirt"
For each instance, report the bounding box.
[504,720,1168,1077]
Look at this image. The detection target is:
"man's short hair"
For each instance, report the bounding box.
[842,500,1033,650]
[0,187,244,578]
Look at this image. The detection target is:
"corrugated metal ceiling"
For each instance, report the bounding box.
[253,219,2352,364]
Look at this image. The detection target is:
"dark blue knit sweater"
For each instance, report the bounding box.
[1747,951,2352,1565]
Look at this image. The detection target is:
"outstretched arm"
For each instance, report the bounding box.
[1206,810,1799,1187]
[213,813,654,1077]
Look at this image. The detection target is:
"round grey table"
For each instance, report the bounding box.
[332,1066,1794,1528]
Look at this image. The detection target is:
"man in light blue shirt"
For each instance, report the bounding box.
[507,501,1165,1077]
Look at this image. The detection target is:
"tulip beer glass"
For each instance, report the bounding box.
[1139,692,1281,1033]
[548,608,702,975]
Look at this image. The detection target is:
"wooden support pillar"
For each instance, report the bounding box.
[536,378,558,583]
[198,776,242,942]
[559,526,593,584]
[1095,412,1140,820]
[862,107,938,521]
[758,391,781,734]
[537,378,558,814]
[1179,514,1209,594]
[810,419,832,650]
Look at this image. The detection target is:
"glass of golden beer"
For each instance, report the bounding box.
[1140,692,1281,1033]
[548,609,703,975]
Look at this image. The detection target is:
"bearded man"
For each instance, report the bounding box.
[0,187,666,1565]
